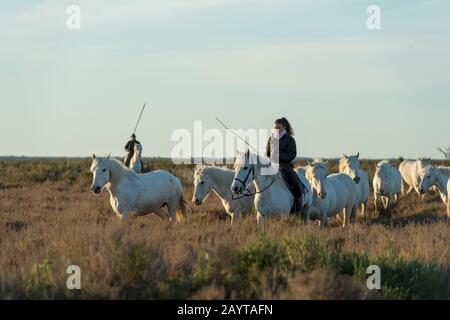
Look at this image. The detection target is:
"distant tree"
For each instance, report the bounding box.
[437,146,450,159]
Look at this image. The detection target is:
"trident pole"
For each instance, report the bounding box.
[133,103,147,135]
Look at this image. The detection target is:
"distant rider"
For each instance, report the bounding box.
[124,134,141,167]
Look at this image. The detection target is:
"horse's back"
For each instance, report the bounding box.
[328,173,357,210]
[140,170,182,191]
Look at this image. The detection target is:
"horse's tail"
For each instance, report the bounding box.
[176,193,189,222]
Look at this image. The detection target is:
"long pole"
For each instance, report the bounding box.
[216,117,262,156]
[133,103,147,135]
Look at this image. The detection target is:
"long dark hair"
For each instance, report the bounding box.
[275,117,294,136]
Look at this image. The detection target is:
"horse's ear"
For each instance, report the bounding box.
[202,157,207,166]
[356,152,360,159]
[324,160,329,165]
[343,154,348,159]
[306,160,311,166]
[92,154,96,160]
[107,153,111,159]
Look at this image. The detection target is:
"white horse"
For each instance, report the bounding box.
[306,160,358,227]
[399,158,431,197]
[231,151,312,224]
[193,165,254,224]
[373,161,402,214]
[339,153,369,216]
[90,155,188,221]
[418,165,450,217]
[129,143,143,173]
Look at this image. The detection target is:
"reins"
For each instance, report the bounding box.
[232,165,275,200]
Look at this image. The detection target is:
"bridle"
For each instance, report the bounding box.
[232,164,275,200]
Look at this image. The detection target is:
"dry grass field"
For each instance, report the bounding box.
[0,158,449,300]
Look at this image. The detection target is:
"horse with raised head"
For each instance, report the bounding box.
[193,165,254,224]
[90,155,187,221]
[231,151,312,224]
[418,165,450,217]
[339,153,369,216]
[373,161,402,215]
[306,160,358,227]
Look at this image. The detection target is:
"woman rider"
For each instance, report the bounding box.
[266,117,304,214]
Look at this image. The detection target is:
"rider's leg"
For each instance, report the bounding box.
[124,153,132,167]
[285,169,303,213]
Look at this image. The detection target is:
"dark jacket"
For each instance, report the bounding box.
[124,140,141,153]
[266,134,297,170]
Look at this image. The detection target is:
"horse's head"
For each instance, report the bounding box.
[375,161,390,194]
[306,160,328,199]
[417,158,432,174]
[340,153,361,184]
[232,150,257,195]
[418,165,436,194]
[192,166,212,205]
[90,154,111,195]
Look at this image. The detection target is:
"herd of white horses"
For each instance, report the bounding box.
[90,151,450,227]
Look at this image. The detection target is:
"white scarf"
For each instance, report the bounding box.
[272,129,287,140]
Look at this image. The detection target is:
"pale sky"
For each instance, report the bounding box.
[0,0,449,159]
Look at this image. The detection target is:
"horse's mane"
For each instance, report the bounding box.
[306,159,327,181]
[107,157,138,179]
[194,164,233,177]
[376,160,390,168]
[339,155,360,171]
[375,160,391,173]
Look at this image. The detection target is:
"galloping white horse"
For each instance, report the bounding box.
[90,155,187,221]
[399,158,431,197]
[339,153,369,216]
[373,161,402,214]
[129,143,143,173]
[193,165,254,224]
[418,165,450,217]
[306,161,358,227]
[231,151,312,224]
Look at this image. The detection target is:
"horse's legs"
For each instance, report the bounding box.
[231,211,241,225]
[319,210,328,228]
[374,192,379,215]
[447,198,450,219]
[362,199,368,217]
[447,200,450,219]
[414,186,422,198]
[153,208,170,221]
[300,205,310,225]
[406,185,414,195]
[342,206,353,228]
[380,196,386,210]
[166,201,178,222]
[384,196,391,213]
[256,212,265,225]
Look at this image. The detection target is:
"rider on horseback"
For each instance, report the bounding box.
[124,134,141,168]
[266,117,305,214]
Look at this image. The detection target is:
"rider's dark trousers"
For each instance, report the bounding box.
[280,168,303,199]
